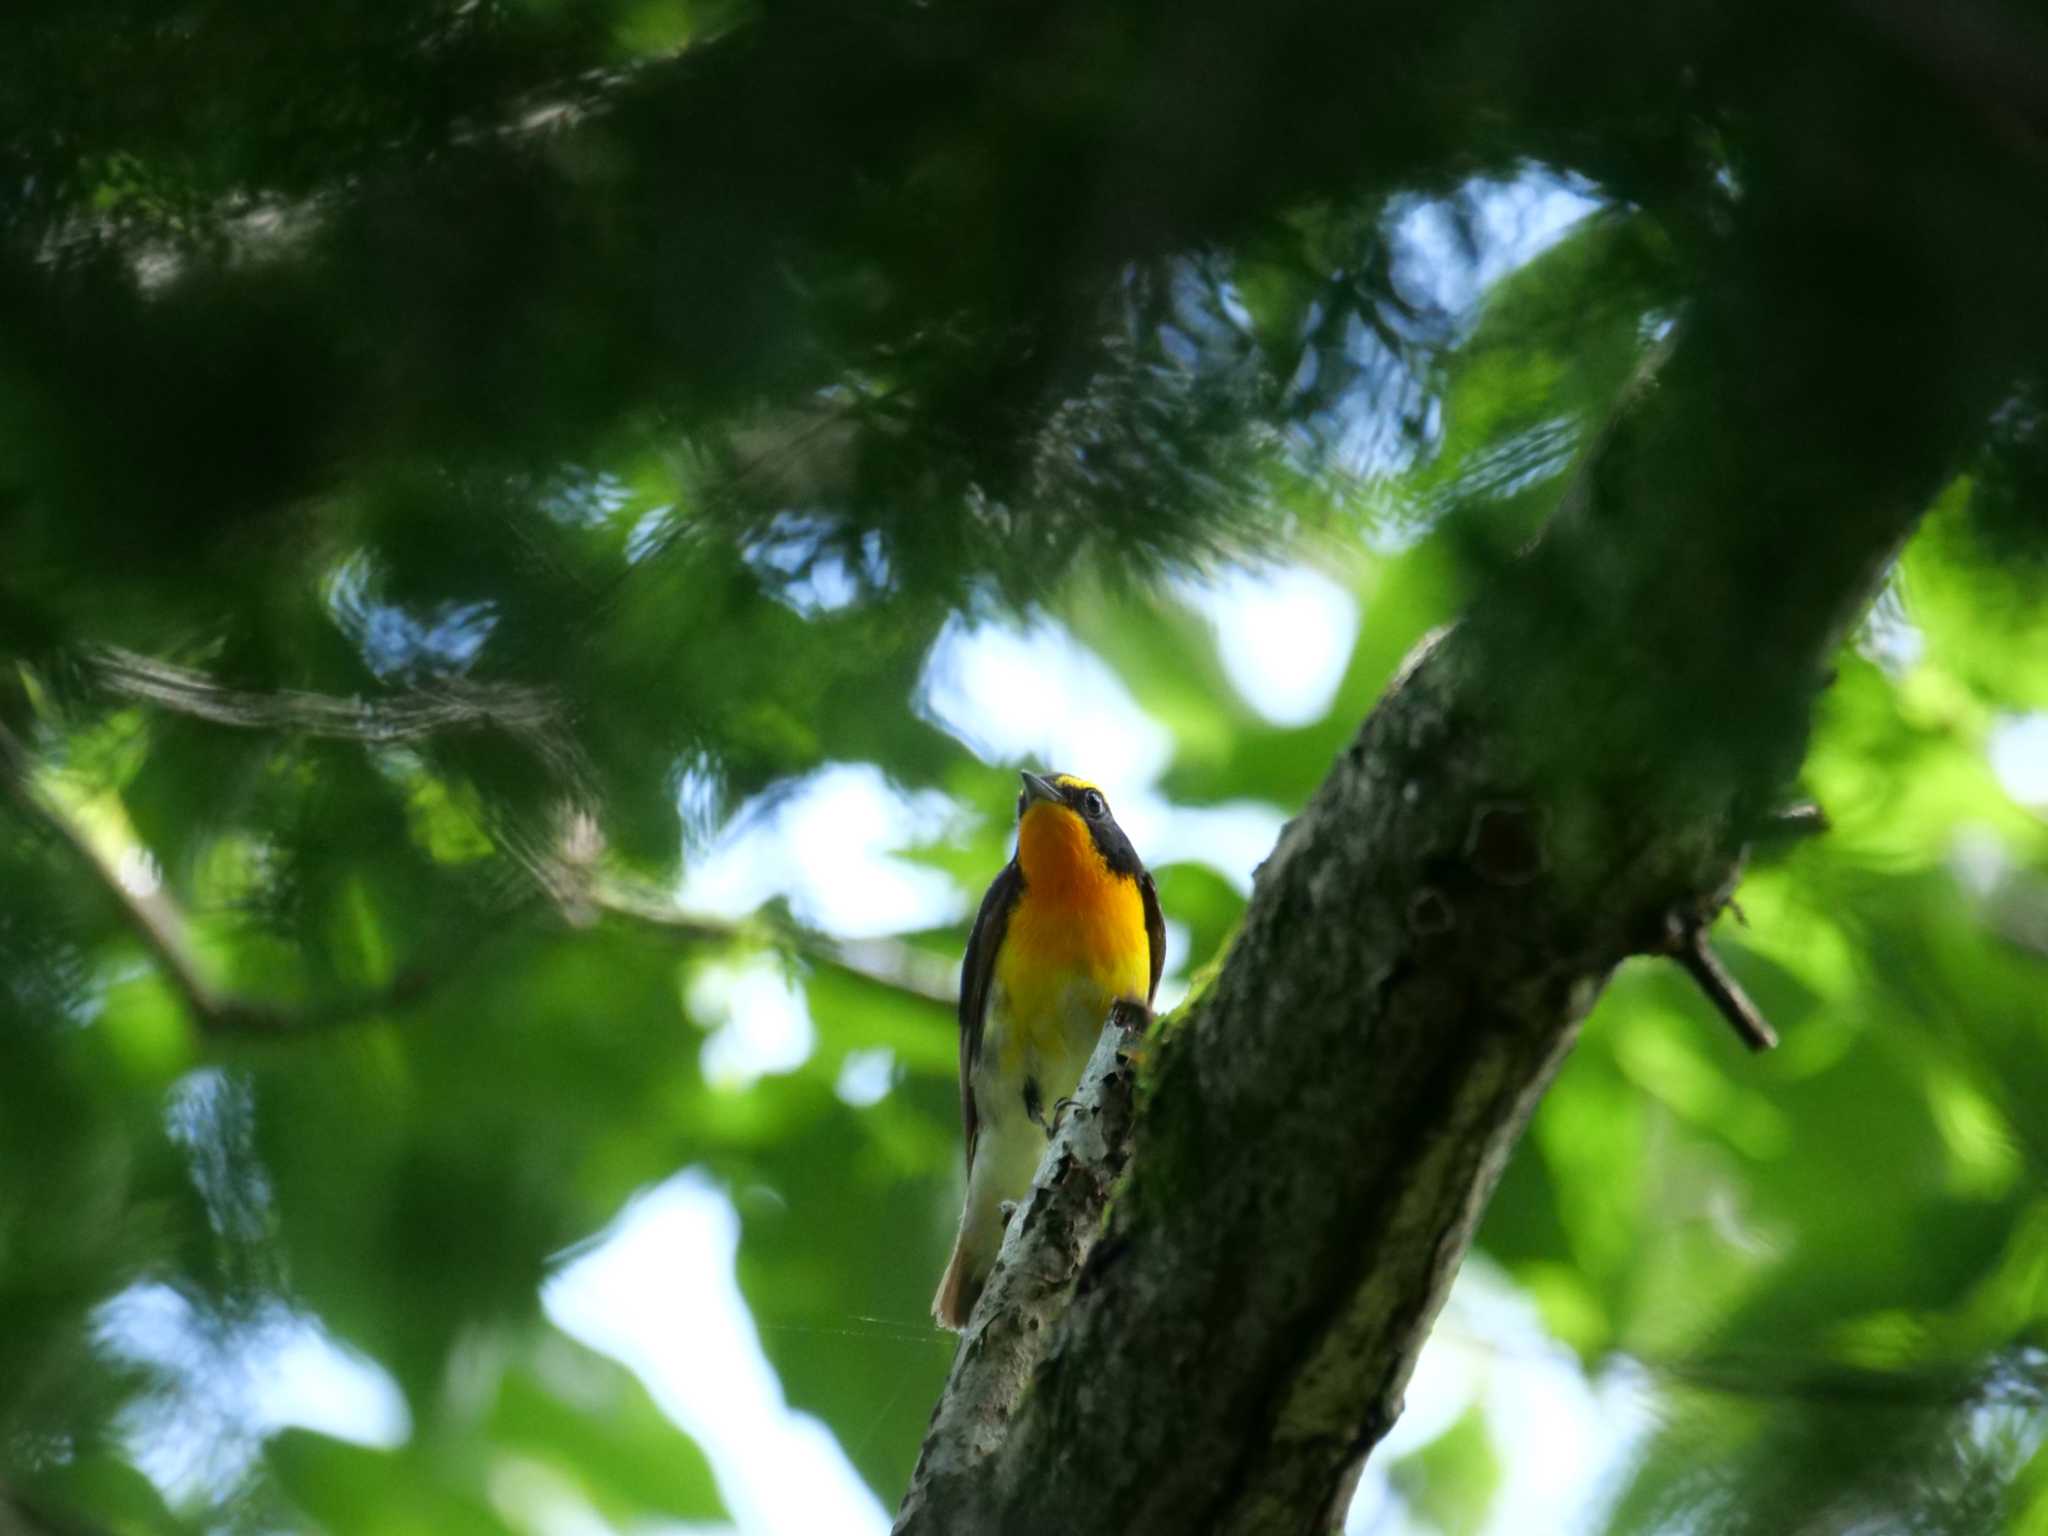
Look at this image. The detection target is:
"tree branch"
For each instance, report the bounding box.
[895,149,2039,1535]
[2,715,229,1024]
[87,647,559,742]
[86,647,594,794]
[581,873,959,1008]
[2,715,436,1036]
[5,700,946,1043]
[895,1014,1144,1534]
[1669,922,1778,1053]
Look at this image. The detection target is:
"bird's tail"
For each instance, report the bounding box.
[931,1230,983,1331]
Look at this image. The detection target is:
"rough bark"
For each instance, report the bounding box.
[894,1020,1143,1534]
[895,170,2040,1533]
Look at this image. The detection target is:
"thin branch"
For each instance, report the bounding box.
[2,717,437,1037]
[89,647,557,742]
[587,874,957,1007]
[9,707,945,1041]
[3,716,225,1023]
[473,802,958,1007]
[87,646,595,793]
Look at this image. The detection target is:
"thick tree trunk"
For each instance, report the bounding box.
[896,183,2035,1533]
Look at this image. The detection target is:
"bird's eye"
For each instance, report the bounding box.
[1081,789,1107,819]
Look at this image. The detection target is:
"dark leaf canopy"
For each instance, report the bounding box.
[5,1,2048,1532]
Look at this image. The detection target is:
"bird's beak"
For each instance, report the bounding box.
[1018,770,1062,808]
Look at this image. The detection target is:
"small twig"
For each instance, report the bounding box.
[484,807,957,1008]
[1666,917,1778,1052]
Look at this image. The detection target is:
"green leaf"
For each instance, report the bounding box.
[266,1432,512,1536]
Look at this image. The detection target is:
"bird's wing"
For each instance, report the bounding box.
[1140,868,1166,1007]
[957,860,1022,1175]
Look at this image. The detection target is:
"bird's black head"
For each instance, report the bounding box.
[1017,769,1145,878]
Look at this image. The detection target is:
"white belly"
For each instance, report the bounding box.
[959,977,1110,1265]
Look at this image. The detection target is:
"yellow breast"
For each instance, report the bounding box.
[992,801,1151,1060]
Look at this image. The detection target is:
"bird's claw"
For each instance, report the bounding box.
[1028,1094,1080,1142]
[1022,1075,1052,1138]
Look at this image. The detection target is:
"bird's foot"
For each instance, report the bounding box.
[1024,1076,1055,1139]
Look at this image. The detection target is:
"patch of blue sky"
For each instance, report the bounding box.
[1991,713,2048,808]
[1443,415,1583,503]
[918,612,1174,790]
[544,1172,892,1536]
[1861,570,1927,674]
[542,467,633,529]
[674,751,727,853]
[95,1284,410,1507]
[925,614,1294,901]
[834,1046,898,1108]
[743,513,891,616]
[678,761,966,939]
[164,1067,274,1246]
[627,503,679,564]
[1389,166,1605,327]
[326,550,498,681]
[1347,1258,1654,1536]
[1145,800,1288,898]
[690,957,817,1091]
[1320,165,1604,482]
[1174,562,1360,728]
[90,1065,412,1510]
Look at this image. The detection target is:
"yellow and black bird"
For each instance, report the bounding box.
[933,769,1164,1330]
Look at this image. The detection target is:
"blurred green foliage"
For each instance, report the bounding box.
[4,1,2048,1533]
